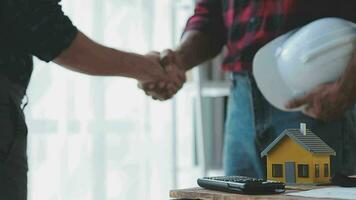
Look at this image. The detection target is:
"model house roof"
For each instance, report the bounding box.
[261,128,336,157]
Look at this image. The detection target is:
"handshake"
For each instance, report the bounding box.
[137,49,187,101]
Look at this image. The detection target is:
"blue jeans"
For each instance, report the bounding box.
[223,72,356,178]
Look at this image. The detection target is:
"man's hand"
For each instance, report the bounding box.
[285,81,354,121]
[135,51,177,87]
[285,52,356,121]
[138,49,186,101]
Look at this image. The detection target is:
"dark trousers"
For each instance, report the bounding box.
[0,76,28,200]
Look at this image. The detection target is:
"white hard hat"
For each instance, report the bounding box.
[253,18,356,112]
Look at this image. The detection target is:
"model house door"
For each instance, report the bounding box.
[285,162,296,184]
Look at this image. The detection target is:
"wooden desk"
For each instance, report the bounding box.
[170,186,339,200]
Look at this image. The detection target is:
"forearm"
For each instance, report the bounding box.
[174,30,225,71]
[54,31,154,80]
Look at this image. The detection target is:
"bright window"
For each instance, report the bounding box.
[26,0,196,200]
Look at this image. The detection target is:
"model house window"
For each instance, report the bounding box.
[315,164,320,178]
[324,164,329,177]
[298,164,309,178]
[272,164,283,177]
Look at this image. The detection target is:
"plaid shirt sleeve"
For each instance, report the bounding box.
[184,0,227,46]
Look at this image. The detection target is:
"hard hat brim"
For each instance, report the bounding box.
[253,31,303,112]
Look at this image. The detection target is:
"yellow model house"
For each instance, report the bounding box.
[261,123,336,185]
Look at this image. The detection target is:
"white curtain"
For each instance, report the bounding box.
[25,0,196,199]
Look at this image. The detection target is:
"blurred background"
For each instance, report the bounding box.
[25,0,229,199]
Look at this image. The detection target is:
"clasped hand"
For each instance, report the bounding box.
[139,49,186,100]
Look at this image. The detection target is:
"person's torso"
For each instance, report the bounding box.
[221,0,356,72]
[0,51,33,89]
[0,0,34,89]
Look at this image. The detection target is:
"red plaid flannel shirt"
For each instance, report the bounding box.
[184,0,355,72]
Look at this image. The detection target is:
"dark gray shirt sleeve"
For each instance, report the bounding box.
[2,0,78,62]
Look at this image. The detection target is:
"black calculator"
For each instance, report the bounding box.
[197,176,285,194]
